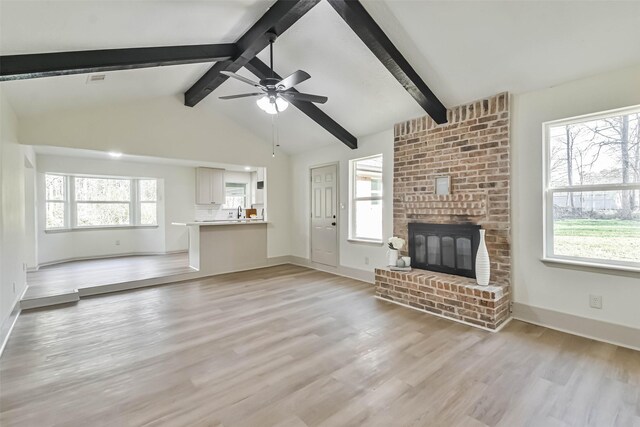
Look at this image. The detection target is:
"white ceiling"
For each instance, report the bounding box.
[0,0,273,53]
[2,0,640,153]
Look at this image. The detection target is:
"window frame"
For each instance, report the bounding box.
[137,179,158,226]
[44,173,69,230]
[348,154,384,244]
[44,173,159,232]
[223,182,248,209]
[542,105,640,272]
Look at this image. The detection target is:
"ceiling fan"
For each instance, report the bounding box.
[218,32,328,115]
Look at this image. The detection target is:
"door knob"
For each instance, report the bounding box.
[331,222,336,226]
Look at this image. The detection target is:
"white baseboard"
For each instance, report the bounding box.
[264,255,293,267]
[512,302,640,351]
[36,250,188,269]
[288,256,375,284]
[0,287,27,358]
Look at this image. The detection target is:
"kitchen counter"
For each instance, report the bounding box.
[172,220,268,227]
[172,220,268,271]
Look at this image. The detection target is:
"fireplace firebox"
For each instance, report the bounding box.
[408,223,481,278]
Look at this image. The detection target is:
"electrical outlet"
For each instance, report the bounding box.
[589,294,603,309]
[115,240,121,246]
[364,257,370,265]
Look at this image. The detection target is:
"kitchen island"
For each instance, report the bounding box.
[172,221,268,273]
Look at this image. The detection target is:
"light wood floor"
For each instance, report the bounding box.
[2,265,638,427]
[24,253,193,299]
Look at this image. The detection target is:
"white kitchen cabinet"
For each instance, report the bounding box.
[196,167,225,205]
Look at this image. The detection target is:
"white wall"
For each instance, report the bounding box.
[0,90,31,327]
[18,96,291,259]
[290,129,394,272]
[35,154,195,265]
[512,64,640,329]
[24,154,37,269]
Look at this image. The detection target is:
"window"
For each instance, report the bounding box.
[224,183,247,208]
[544,106,640,270]
[139,179,157,225]
[75,177,131,227]
[45,174,67,229]
[349,154,383,242]
[44,174,158,230]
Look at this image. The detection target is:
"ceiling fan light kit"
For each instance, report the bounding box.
[256,95,289,114]
[219,31,327,115]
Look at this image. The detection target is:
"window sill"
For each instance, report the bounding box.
[347,238,384,246]
[541,257,640,274]
[45,225,159,233]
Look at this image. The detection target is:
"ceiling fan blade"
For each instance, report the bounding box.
[277,70,311,90]
[219,93,263,100]
[281,91,328,104]
[220,71,261,87]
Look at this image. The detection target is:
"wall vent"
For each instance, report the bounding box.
[86,74,106,84]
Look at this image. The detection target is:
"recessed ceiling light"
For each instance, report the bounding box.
[108,152,123,158]
[244,166,251,171]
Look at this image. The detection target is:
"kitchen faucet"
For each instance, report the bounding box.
[237,206,243,219]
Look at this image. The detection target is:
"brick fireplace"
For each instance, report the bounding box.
[375,92,511,330]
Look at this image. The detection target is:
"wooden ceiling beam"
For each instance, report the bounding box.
[0,44,237,81]
[327,0,448,124]
[184,0,320,107]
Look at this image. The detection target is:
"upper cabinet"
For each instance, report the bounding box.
[196,167,225,205]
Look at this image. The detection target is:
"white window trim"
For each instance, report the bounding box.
[542,104,640,272]
[45,173,158,232]
[44,173,69,230]
[223,182,248,209]
[349,154,383,244]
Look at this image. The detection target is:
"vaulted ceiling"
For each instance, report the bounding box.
[2,0,640,153]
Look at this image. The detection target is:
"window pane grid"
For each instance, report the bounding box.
[45,174,158,230]
[45,174,68,229]
[224,183,247,209]
[545,106,640,268]
[350,154,383,242]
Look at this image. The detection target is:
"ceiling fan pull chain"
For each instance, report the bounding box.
[271,113,276,157]
[275,107,280,148]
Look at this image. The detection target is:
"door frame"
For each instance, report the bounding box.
[309,162,340,266]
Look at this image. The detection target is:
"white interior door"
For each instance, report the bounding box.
[310,164,338,267]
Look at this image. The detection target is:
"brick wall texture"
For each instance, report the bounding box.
[375,268,511,330]
[393,92,511,287]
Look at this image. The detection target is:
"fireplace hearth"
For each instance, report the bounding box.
[408,223,481,278]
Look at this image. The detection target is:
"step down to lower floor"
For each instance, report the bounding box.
[20,290,80,310]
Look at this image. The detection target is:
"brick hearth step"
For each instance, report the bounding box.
[375,267,511,330]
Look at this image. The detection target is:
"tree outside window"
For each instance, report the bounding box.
[545,106,640,268]
[44,174,158,230]
[224,183,247,209]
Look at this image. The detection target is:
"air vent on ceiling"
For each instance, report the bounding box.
[86,74,106,84]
